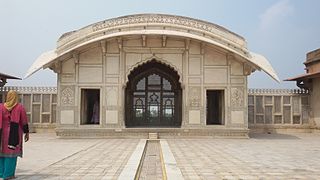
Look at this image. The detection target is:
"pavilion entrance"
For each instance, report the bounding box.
[125,60,182,127]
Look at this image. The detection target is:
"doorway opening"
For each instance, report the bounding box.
[206,90,224,125]
[81,89,100,125]
[125,60,182,127]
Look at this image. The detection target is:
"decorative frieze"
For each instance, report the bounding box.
[57,14,248,58]
[91,14,244,42]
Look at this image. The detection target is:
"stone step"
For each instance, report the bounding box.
[56,128,249,138]
[148,133,158,139]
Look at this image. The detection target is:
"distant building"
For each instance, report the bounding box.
[0,72,20,103]
[26,14,279,137]
[286,48,320,128]
[0,72,20,87]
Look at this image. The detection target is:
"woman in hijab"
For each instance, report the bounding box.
[0,90,29,179]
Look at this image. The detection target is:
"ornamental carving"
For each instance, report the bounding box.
[189,87,201,107]
[61,87,74,106]
[57,14,247,57]
[231,87,244,108]
[91,14,241,40]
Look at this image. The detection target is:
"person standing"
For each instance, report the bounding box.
[91,97,100,124]
[0,90,29,179]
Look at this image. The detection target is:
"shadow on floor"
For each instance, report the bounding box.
[16,174,58,180]
[249,133,300,139]
[16,169,60,180]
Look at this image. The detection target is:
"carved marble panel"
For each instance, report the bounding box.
[106,110,118,124]
[61,74,75,83]
[166,38,185,47]
[123,38,142,47]
[126,53,142,70]
[79,66,103,83]
[106,56,120,75]
[61,86,74,106]
[189,42,201,54]
[204,68,227,84]
[231,77,244,84]
[204,50,227,65]
[146,37,162,47]
[107,40,119,53]
[106,87,118,106]
[188,77,201,84]
[141,54,154,61]
[231,87,244,108]
[79,48,102,64]
[188,57,201,75]
[106,77,119,84]
[189,86,201,107]
[60,110,74,124]
[188,110,201,124]
[230,60,243,75]
[161,54,183,73]
[62,58,75,73]
[231,110,244,124]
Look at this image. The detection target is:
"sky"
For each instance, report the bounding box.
[0,0,319,88]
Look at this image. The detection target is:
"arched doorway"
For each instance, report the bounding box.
[125,60,182,127]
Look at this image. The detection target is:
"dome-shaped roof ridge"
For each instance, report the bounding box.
[58,13,244,42]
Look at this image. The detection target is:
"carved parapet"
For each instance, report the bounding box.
[56,14,249,58]
[0,86,57,93]
[248,88,309,95]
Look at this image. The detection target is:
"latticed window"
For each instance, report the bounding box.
[125,60,181,127]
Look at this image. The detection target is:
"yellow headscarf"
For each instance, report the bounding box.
[4,90,18,111]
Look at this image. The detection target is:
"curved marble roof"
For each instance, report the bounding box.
[25,14,280,82]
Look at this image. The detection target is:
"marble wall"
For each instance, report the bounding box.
[57,35,249,129]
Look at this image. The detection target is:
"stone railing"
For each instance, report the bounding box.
[248,88,309,95]
[0,86,57,93]
[248,89,311,129]
[0,87,57,132]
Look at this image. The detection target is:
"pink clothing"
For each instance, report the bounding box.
[91,101,100,124]
[0,103,28,157]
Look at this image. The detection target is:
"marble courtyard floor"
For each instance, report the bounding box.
[15,133,320,179]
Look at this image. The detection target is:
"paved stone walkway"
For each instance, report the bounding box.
[17,138,139,180]
[168,133,320,179]
[14,133,320,179]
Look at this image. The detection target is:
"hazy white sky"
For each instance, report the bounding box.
[0,0,319,88]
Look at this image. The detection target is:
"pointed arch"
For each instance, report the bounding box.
[125,56,183,85]
[125,59,182,127]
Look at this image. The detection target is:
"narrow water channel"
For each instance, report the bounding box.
[137,140,165,180]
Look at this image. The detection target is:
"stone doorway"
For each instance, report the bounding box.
[206,90,224,125]
[125,60,182,127]
[80,89,100,125]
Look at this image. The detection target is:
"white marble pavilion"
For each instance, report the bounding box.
[26,14,279,137]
